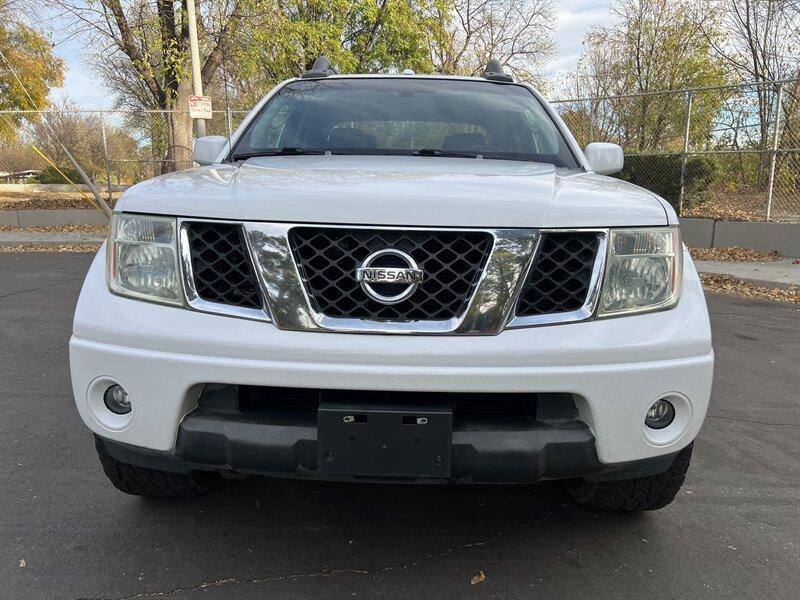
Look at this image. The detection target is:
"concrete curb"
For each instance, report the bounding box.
[695,259,799,290]
[680,218,799,257]
[0,232,106,246]
[0,209,109,227]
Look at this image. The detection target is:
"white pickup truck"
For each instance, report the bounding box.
[70,59,713,511]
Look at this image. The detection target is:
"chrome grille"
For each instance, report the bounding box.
[516,232,601,316]
[288,227,493,321]
[185,222,262,309]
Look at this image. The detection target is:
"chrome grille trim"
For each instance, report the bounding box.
[244,223,539,335]
[178,220,271,322]
[506,230,608,329]
[177,219,610,335]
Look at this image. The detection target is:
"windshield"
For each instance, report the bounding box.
[231,78,580,168]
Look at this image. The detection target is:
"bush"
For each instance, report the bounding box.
[614,154,719,213]
[33,165,83,184]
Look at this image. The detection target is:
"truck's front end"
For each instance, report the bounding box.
[71,70,713,510]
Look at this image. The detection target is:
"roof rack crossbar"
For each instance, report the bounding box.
[481,59,514,83]
[301,56,339,79]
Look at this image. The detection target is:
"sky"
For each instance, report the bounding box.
[45,0,613,109]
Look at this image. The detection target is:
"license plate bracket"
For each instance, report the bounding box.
[317,402,453,478]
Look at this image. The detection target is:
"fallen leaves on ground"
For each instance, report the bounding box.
[470,571,486,585]
[0,244,102,253]
[689,246,783,262]
[683,204,765,222]
[682,191,762,221]
[682,190,798,223]
[0,225,108,233]
[700,273,799,304]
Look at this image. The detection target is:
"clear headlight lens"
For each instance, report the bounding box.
[107,214,183,305]
[598,227,682,317]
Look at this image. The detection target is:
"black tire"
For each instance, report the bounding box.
[96,440,220,498]
[565,443,693,512]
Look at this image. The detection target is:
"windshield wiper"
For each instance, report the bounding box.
[231,147,326,161]
[414,148,480,159]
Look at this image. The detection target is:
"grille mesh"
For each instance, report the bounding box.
[516,232,600,316]
[289,228,493,321]
[186,222,262,309]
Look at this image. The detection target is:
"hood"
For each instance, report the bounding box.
[117,155,670,228]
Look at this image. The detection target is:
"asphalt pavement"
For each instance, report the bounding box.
[1,252,798,600]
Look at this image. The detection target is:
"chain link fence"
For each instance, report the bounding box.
[551,80,800,223]
[0,80,798,222]
[0,108,246,213]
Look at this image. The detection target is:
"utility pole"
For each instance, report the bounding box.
[186,0,206,137]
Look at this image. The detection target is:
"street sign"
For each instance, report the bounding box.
[188,95,213,119]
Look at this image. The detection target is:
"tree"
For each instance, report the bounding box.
[230,1,447,107]
[698,0,799,190]
[0,2,65,141]
[702,0,799,149]
[430,0,556,83]
[50,0,556,172]
[30,99,106,178]
[562,0,730,151]
[231,0,556,104]
[52,1,448,170]
[49,0,249,171]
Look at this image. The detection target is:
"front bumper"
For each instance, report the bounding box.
[71,245,713,472]
[96,416,680,484]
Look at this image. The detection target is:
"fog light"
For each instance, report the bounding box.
[103,384,131,415]
[645,399,675,429]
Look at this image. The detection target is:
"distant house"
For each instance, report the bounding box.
[0,169,42,183]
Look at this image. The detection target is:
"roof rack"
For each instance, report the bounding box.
[481,59,514,83]
[301,56,339,79]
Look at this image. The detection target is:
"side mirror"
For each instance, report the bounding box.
[584,142,624,175]
[193,136,228,166]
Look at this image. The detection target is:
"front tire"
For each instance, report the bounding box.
[566,443,693,511]
[96,439,220,497]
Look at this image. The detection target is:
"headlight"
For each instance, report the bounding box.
[107,214,183,305]
[598,227,682,317]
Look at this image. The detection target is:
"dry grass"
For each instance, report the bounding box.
[0,190,119,211]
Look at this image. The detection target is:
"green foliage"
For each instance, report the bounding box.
[234,0,446,103]
[615,154,719,212]
[33,166,83,184]
[573,0,730,152]
[0,21,65,141]
[347,0,445,73]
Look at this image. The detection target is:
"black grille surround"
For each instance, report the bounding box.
[185,222,262,309]
[516,232,601,317]
[289,227,493,321]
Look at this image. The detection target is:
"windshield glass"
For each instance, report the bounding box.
[231,78,580,168]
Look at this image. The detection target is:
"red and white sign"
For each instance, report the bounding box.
[188,95,213,119]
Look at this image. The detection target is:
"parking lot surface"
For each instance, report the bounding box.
[1,252,798,600]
